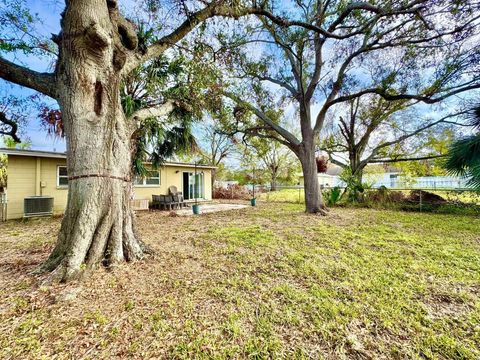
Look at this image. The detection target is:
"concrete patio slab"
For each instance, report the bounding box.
[175,203,248,216]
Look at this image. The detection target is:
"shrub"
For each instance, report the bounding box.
[323,187,342,206]
[366,187,405,204]
[213,185,251,200]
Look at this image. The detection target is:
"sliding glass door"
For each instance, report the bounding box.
[182,172,204,200]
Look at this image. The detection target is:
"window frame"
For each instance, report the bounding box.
[133,170,161,187]
[57,165,69,188]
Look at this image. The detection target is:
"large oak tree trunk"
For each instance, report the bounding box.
[270,174,278,192]
[298,143,327,215]
[41,0,148,281]
[346,160,367,202]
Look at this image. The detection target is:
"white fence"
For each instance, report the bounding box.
[373,176,472,190]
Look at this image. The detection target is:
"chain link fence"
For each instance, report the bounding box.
[252,185,480,214]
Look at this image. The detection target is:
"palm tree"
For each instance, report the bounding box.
[444,105,480,189]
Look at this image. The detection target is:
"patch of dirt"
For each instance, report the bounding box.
[423,291,472,319]
[0,204,479,359]
[407,190,447,204]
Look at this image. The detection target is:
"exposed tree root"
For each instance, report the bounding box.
[37,180,152,283]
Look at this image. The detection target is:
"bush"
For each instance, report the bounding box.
[366,186,405,204]
[323,187,342,206]
[407,190,447,204]
[213,185,252,200]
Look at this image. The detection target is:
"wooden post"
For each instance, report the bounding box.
[419,191,423,212]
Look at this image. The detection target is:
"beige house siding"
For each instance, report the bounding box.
[133,165,212,202]
[3,153,212,220]
[6,155,68,219]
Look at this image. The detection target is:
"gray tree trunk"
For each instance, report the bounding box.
[270,174,278,192]
[298,144,327,214]
[40,0,147,281]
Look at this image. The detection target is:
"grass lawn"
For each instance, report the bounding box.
[259,188,480,205]
[0,203,479,359]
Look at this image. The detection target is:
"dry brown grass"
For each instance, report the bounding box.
[0,203,479,359]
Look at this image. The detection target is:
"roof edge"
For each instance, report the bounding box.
[0,148,216,169]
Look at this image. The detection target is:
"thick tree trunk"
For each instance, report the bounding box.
[346,162,366,202]
[298,144,327,215]
[270,174,277,192]
[349,153,364,185]
[40,0,148,281]
[353,168,364,184]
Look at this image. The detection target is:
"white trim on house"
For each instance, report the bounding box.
[182,171,205,200]
[133,170,161,187]
[1,148,67,159]
[0,148,217,169]
[57,165,68,188]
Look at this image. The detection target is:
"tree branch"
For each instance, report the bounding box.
[327,83,480,110]
[0,112,20,142]
[222,90,301,148]
[129,100,177,123]
[369,154,445,163]
[323,149,348,168]
[255,75,298,96]
[0,56,57,99]
[368,110,470,157]
[252,2,425,40]
[124,3,259,74]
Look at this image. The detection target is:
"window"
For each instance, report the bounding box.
[134,175,144,186]
[145,171,160,185]
[57,166,68,187]
[134,170,160,186]
[183,172,204,199]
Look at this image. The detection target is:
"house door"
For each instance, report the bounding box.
[182,172,204,200]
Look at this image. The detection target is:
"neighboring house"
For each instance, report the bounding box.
[364,165,401,188]
[298,163,344,187]
[214,180,239,189]
[0,148,214,220]
[299,162,469,189]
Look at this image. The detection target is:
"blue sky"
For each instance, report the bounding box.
[0,0,64,150]
[0,0,203,152]
[1,1,476,155]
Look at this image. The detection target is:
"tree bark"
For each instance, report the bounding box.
[298,143,327,214]
[352,167,364,184]
[40,0,148,282]
[270,173,277,192]
[350,159,365,185]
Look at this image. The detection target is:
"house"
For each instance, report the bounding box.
[214,180,239,189]
[298,163,344,188]
[363,165,402,187]
[0,148,214,220]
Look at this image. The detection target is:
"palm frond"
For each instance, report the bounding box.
[445,134,480,189]
[471,105,480,130]
[131,108,199,175]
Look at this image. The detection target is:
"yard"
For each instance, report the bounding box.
[0,203,479,359]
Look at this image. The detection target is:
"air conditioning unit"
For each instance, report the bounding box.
[24,196,54,218]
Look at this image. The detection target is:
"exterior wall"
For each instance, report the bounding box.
[4,155,212,219]
[364,172,400,187]
[299,174,342,187]
[133,166,212,202]
[40,158,69,215]
[6,155,68,220]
